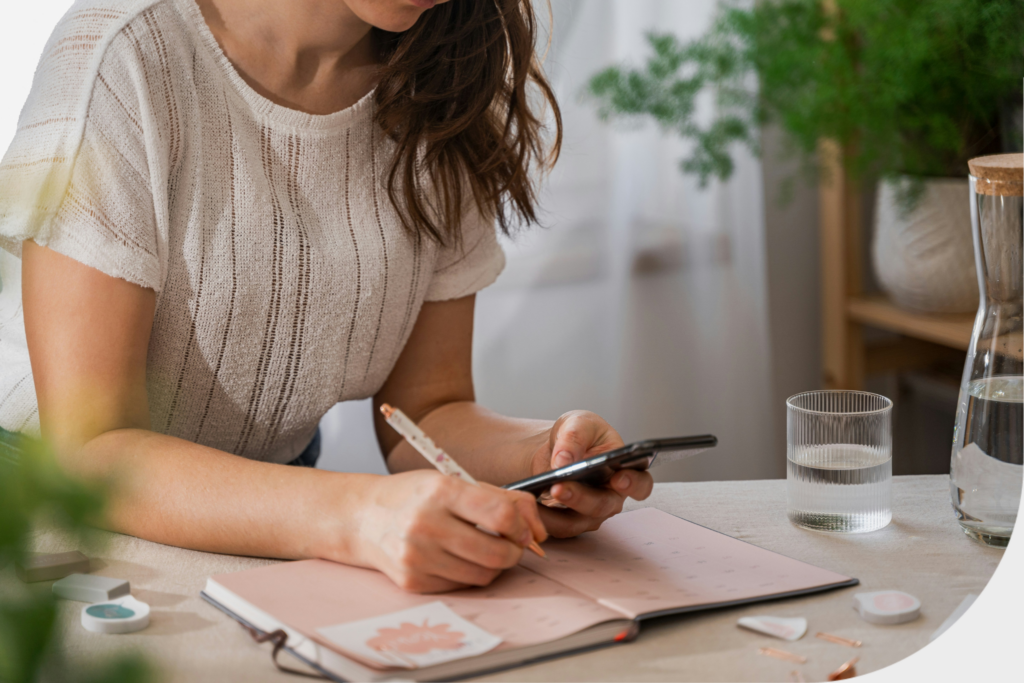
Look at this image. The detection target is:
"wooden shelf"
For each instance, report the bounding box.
[846,296,975,351]
[818,141,973,389]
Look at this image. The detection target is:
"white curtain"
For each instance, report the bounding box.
[322,0,779,481]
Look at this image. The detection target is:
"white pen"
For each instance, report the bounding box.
[380,403,546,558]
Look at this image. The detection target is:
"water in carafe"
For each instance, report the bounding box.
[951,377,1023,539]
[950,155,1023,548]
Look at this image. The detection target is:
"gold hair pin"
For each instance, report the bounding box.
[816,632,862,648]
[758,647,807,664]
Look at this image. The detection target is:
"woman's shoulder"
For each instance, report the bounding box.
[10,0,191,146]
[32,0,193,92]
[0,0,182,257]
[35,1,165,70]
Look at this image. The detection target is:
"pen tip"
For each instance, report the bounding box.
[380,404,394,418]
[528,541,547,559]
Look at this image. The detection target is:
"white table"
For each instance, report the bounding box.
[36,475,1003,681]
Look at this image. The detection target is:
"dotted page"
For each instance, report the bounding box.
[520,508,853,620]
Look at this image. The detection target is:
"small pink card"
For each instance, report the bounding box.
[316,601,503,669]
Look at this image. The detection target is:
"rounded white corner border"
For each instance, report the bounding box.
[864,494,1022,681]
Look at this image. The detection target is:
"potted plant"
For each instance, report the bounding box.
[585,0,1023,313]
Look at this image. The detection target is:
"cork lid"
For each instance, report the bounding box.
[968,153,1023,196]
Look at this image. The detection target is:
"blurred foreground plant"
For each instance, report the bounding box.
[0,433,152,683]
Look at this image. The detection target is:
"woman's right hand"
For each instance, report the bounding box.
[352,470,547,593]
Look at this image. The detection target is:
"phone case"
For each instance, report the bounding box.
[504,435,717,496]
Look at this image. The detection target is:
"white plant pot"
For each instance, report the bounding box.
[872,176,978,314]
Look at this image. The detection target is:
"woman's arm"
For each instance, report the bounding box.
[22,240,371,559]
[374,296,654,538]
[23,242,544,592]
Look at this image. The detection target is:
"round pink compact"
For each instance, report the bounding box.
[852,590,921,625]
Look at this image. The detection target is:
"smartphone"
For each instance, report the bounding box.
[503,435,717,497]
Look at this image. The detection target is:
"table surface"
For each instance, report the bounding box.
[33,475,1004,682]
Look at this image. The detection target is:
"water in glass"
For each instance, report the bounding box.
[788,445,892,532]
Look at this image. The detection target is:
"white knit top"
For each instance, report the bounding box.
[0,0,505,463]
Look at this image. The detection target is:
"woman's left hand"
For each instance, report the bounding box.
[527,411,654,538]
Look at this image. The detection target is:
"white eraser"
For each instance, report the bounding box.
[853,590,921,625]
[53,574,130,602]
[738,615,807,641]
[81,595,150,634]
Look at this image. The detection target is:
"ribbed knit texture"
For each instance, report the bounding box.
[0,0,505,463]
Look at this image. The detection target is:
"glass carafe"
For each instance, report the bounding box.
[950,154,1023,548]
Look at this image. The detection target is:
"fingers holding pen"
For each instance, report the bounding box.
[448,481,548,549]
[440,521,524,571]
[378,404,547,560]
[381,532,504,593]
[366,473,538,593]
[505,486,549,547]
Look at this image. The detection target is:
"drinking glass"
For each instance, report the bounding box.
[787,391,893,533]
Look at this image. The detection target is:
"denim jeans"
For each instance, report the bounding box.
[287,428,321,468]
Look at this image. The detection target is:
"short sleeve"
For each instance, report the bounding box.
[0,1,161,291]
[45,59,161,290]
[423,201,506,302]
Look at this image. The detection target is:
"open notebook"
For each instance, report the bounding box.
[202,508,856,681]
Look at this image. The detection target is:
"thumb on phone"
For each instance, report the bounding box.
[548,412,600,470]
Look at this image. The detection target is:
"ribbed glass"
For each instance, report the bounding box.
[787,391,893,533]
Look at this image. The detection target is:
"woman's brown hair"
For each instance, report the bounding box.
[374,0,561,244]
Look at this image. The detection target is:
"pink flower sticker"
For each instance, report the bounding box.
[317,600,503,668]
[367,620,465,655]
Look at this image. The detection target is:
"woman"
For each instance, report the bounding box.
[0,0,653,593]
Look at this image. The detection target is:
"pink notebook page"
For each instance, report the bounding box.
[520,507,852,619]
[211,560,624,669]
